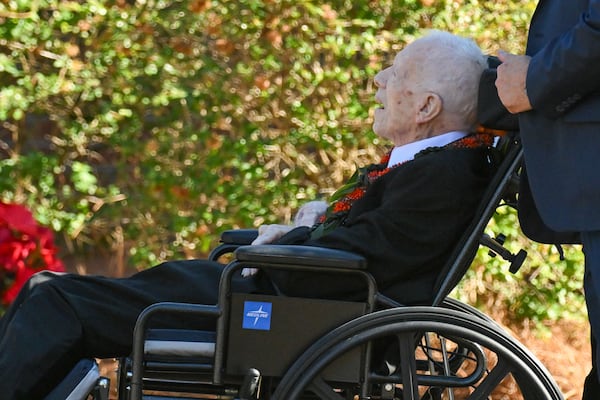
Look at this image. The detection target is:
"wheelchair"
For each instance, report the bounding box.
[48,68,565,400]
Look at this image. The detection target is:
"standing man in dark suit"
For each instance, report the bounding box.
[0,31,496,399]
[495,1,600,397]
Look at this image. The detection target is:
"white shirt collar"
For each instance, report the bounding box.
[387,131,468,168]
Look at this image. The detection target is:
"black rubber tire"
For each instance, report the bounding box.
[272,307,563,400]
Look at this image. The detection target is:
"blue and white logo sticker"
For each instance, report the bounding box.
[242,301,272,331]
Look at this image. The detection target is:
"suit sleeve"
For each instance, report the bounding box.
[526,1,600,118]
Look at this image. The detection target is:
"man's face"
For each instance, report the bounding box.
[372,47,422,145]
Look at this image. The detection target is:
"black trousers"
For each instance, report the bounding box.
[583,334,600,399]
[582,231,600,400]
[0,260,262,399]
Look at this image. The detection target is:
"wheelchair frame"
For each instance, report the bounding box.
[55,132,565,400]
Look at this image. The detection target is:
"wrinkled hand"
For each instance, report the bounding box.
[241,224,295,277]
[252,224,295,245]
[294,200,328,227]
[495,50,533,113]
[241,201,328,277]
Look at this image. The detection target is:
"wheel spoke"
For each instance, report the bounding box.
[308,376,347,400]
[398,332,419,400]
[468,357,510,399]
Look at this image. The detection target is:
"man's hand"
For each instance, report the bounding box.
[252,224,295,245]
[495,50,533,114]
[294,200,328,227]
[241,224,295,277]
[241,201,327,277]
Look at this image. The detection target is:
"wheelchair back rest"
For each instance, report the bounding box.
[430,61,523,306]
[225,293,366,382]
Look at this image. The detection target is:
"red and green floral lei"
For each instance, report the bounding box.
[310,132,495,238]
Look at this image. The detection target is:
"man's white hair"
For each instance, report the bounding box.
[408,30,487,127]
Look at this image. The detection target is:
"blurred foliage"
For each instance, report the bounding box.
[0,0,585,324]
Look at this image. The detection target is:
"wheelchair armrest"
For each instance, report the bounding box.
[220,229,259,245]
[234,244,367,270]
[208,229,260,261]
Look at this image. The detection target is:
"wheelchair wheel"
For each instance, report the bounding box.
[441,297,498,325]
[272,307,563,400]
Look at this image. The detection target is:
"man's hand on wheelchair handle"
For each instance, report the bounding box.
[495,50,533,114]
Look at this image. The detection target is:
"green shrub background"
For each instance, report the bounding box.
[0,0,585,325]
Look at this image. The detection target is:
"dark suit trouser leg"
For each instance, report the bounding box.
[583,333,600,399]
[581,231,600,399]
[0,273,85,399]
[0,259,260,399]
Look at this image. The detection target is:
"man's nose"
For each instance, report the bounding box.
[374,68,388,88]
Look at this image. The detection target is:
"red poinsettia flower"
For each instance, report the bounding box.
[0,202,65,306]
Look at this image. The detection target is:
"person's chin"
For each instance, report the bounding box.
[372,113,383,133]
[372,125,381,137]
[373,123,388,139]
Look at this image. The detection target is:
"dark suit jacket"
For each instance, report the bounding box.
[268,145,495,305]
[518,0,600,242]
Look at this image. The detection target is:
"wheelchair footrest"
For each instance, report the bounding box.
[44,358,106,400]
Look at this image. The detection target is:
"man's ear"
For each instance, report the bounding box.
[415,92,443,124]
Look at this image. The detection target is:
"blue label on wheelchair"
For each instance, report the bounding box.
[242,301,272,331]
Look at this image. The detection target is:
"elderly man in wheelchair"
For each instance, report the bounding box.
[0,31,563,399]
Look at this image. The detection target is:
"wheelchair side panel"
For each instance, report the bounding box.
[226,293,366,382]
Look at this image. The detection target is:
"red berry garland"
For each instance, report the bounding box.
[312,132,495,237]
